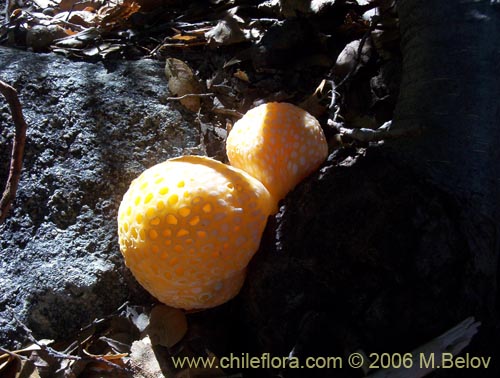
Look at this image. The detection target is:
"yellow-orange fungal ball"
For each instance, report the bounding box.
[226,102,328,205]
[117,155,274,310]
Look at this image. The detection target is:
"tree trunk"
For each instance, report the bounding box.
[392,0,500,215]
[236,1,500,377]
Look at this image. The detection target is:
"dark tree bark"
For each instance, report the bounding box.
[392,0,500,213]
[235,1,500,377]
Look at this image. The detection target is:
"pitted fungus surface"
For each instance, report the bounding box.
[117,156,274,309]
[226,102,328,204]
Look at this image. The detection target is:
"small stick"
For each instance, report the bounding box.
[0,80,27,225]
[329,120,422,142]
[0,346,27,361]
[166,93,214,101]
[12,314,127,371]
[211,107,243,119]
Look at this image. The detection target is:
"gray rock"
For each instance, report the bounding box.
[0,47,207,347]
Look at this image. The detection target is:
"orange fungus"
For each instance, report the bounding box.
[117,156,274,309]
[226,102,328,204]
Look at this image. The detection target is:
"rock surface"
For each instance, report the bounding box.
[0,47,206,347]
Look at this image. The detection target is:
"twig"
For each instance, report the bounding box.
[13,316,78,361]
[60,301,132,356]
[78,301,130,334]
[52,19,86,32]
[65,0,89,22]
[147,36,168,57]
[330,120,392,142]
[166,93,214,101]
[11,313,128,372]
[0,346,28,361]
[329,120,421,142]
[211,107,243,119]
[0,80,27,225]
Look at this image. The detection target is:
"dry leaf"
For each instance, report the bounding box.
[16,359,41,378]
[334,38,372,78]
[233,69,249,83]
[63,29,79,36]
[99,0,141,27]
[299,96,327,119]
[146,305,188,348]
[165,58,202,112]
[82,43,123,58]
[54,10,98,28]
[58,0,101,12]
[53,27,101,48]
[205,17,246,46]
[129,336,171,378]
[299,79,329,118]
[171,34,198,42]
[82,350,128,360]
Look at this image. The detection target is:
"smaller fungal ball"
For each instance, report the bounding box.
[117,156,274,310]
[226,102,328,204]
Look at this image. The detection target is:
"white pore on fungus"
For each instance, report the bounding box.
[226,102,328,205]
[117,156,274,310]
